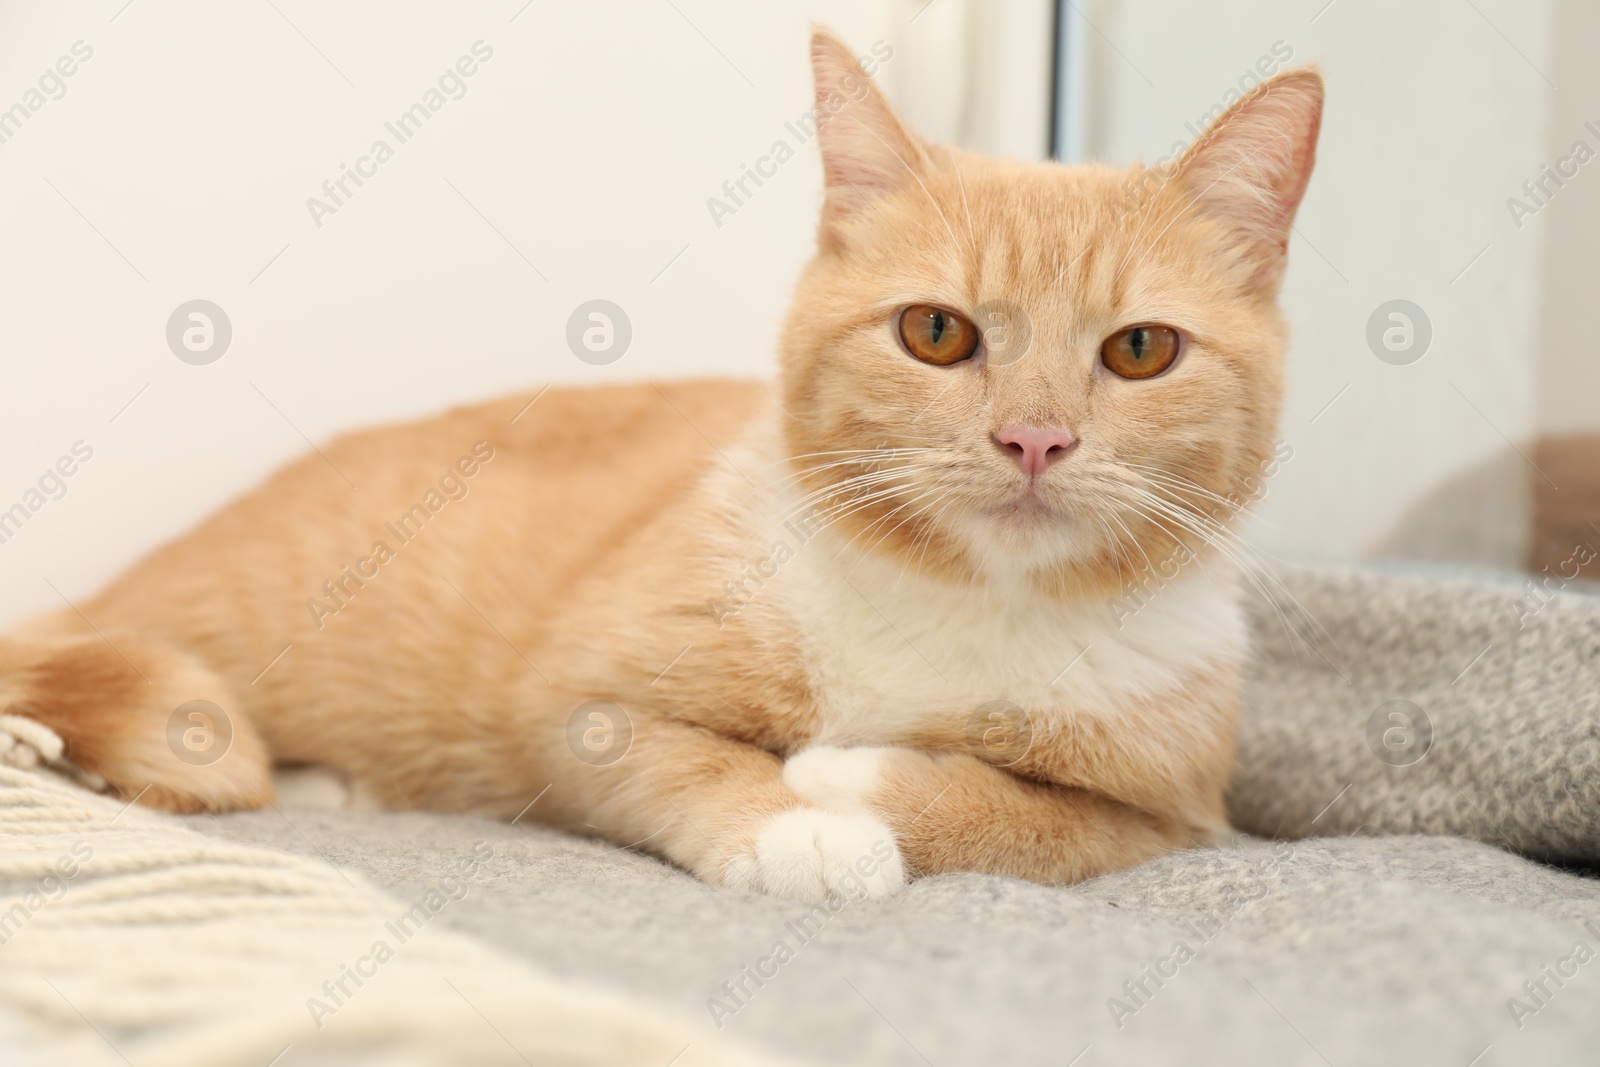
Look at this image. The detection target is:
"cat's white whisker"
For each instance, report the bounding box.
[804,473,932,528]
[945,146,980,263]
[897,493,959,587]
[1123,474,1327,641]
[847,486,949,567]
[1116,485,1322,657]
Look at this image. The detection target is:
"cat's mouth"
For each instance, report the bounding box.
[986,489,1062,521]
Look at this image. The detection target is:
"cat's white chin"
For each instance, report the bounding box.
[723,808,906,902]
[946,500,1103,576]
[986,493,1062,520]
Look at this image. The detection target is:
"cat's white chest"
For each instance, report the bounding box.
[776,533,1247,744]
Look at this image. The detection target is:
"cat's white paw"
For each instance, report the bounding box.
[728,808,905,903]
[782,746,890,814]
[271,764,352,810]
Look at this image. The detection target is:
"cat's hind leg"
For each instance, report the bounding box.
[0,634,273,813]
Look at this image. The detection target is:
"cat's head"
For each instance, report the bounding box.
[779,29,1322,599]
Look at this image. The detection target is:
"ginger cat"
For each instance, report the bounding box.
[1,31,1321,902]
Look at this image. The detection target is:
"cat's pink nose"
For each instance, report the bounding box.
[994,425,1077,477]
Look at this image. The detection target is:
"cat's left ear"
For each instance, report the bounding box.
[1173,67,1324,293]
[809,27,925,244]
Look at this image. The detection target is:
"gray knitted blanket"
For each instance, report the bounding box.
[83,565,1600,1064]
[1232,562,1600,863]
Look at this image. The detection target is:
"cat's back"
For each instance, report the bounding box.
[74,379,770,666]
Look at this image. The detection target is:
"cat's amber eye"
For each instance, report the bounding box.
[898,305,981,366]
[1100,324,1181,380]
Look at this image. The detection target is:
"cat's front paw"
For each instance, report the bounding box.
[782,745,896,814]
[725,808,905,902]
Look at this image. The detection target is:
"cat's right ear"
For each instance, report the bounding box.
[810,28,924,244]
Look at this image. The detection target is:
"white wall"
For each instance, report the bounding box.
[0,0,1054,626]
[11,0,1560,626]
[1534,0,1600,436]
[1075,0,1556,565]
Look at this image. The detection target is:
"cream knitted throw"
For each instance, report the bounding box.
[0,760,776,1067]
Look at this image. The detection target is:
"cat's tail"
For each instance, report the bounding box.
[0,632,272,812]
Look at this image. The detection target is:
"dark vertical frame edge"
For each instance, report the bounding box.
[1048,0,1067,160]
